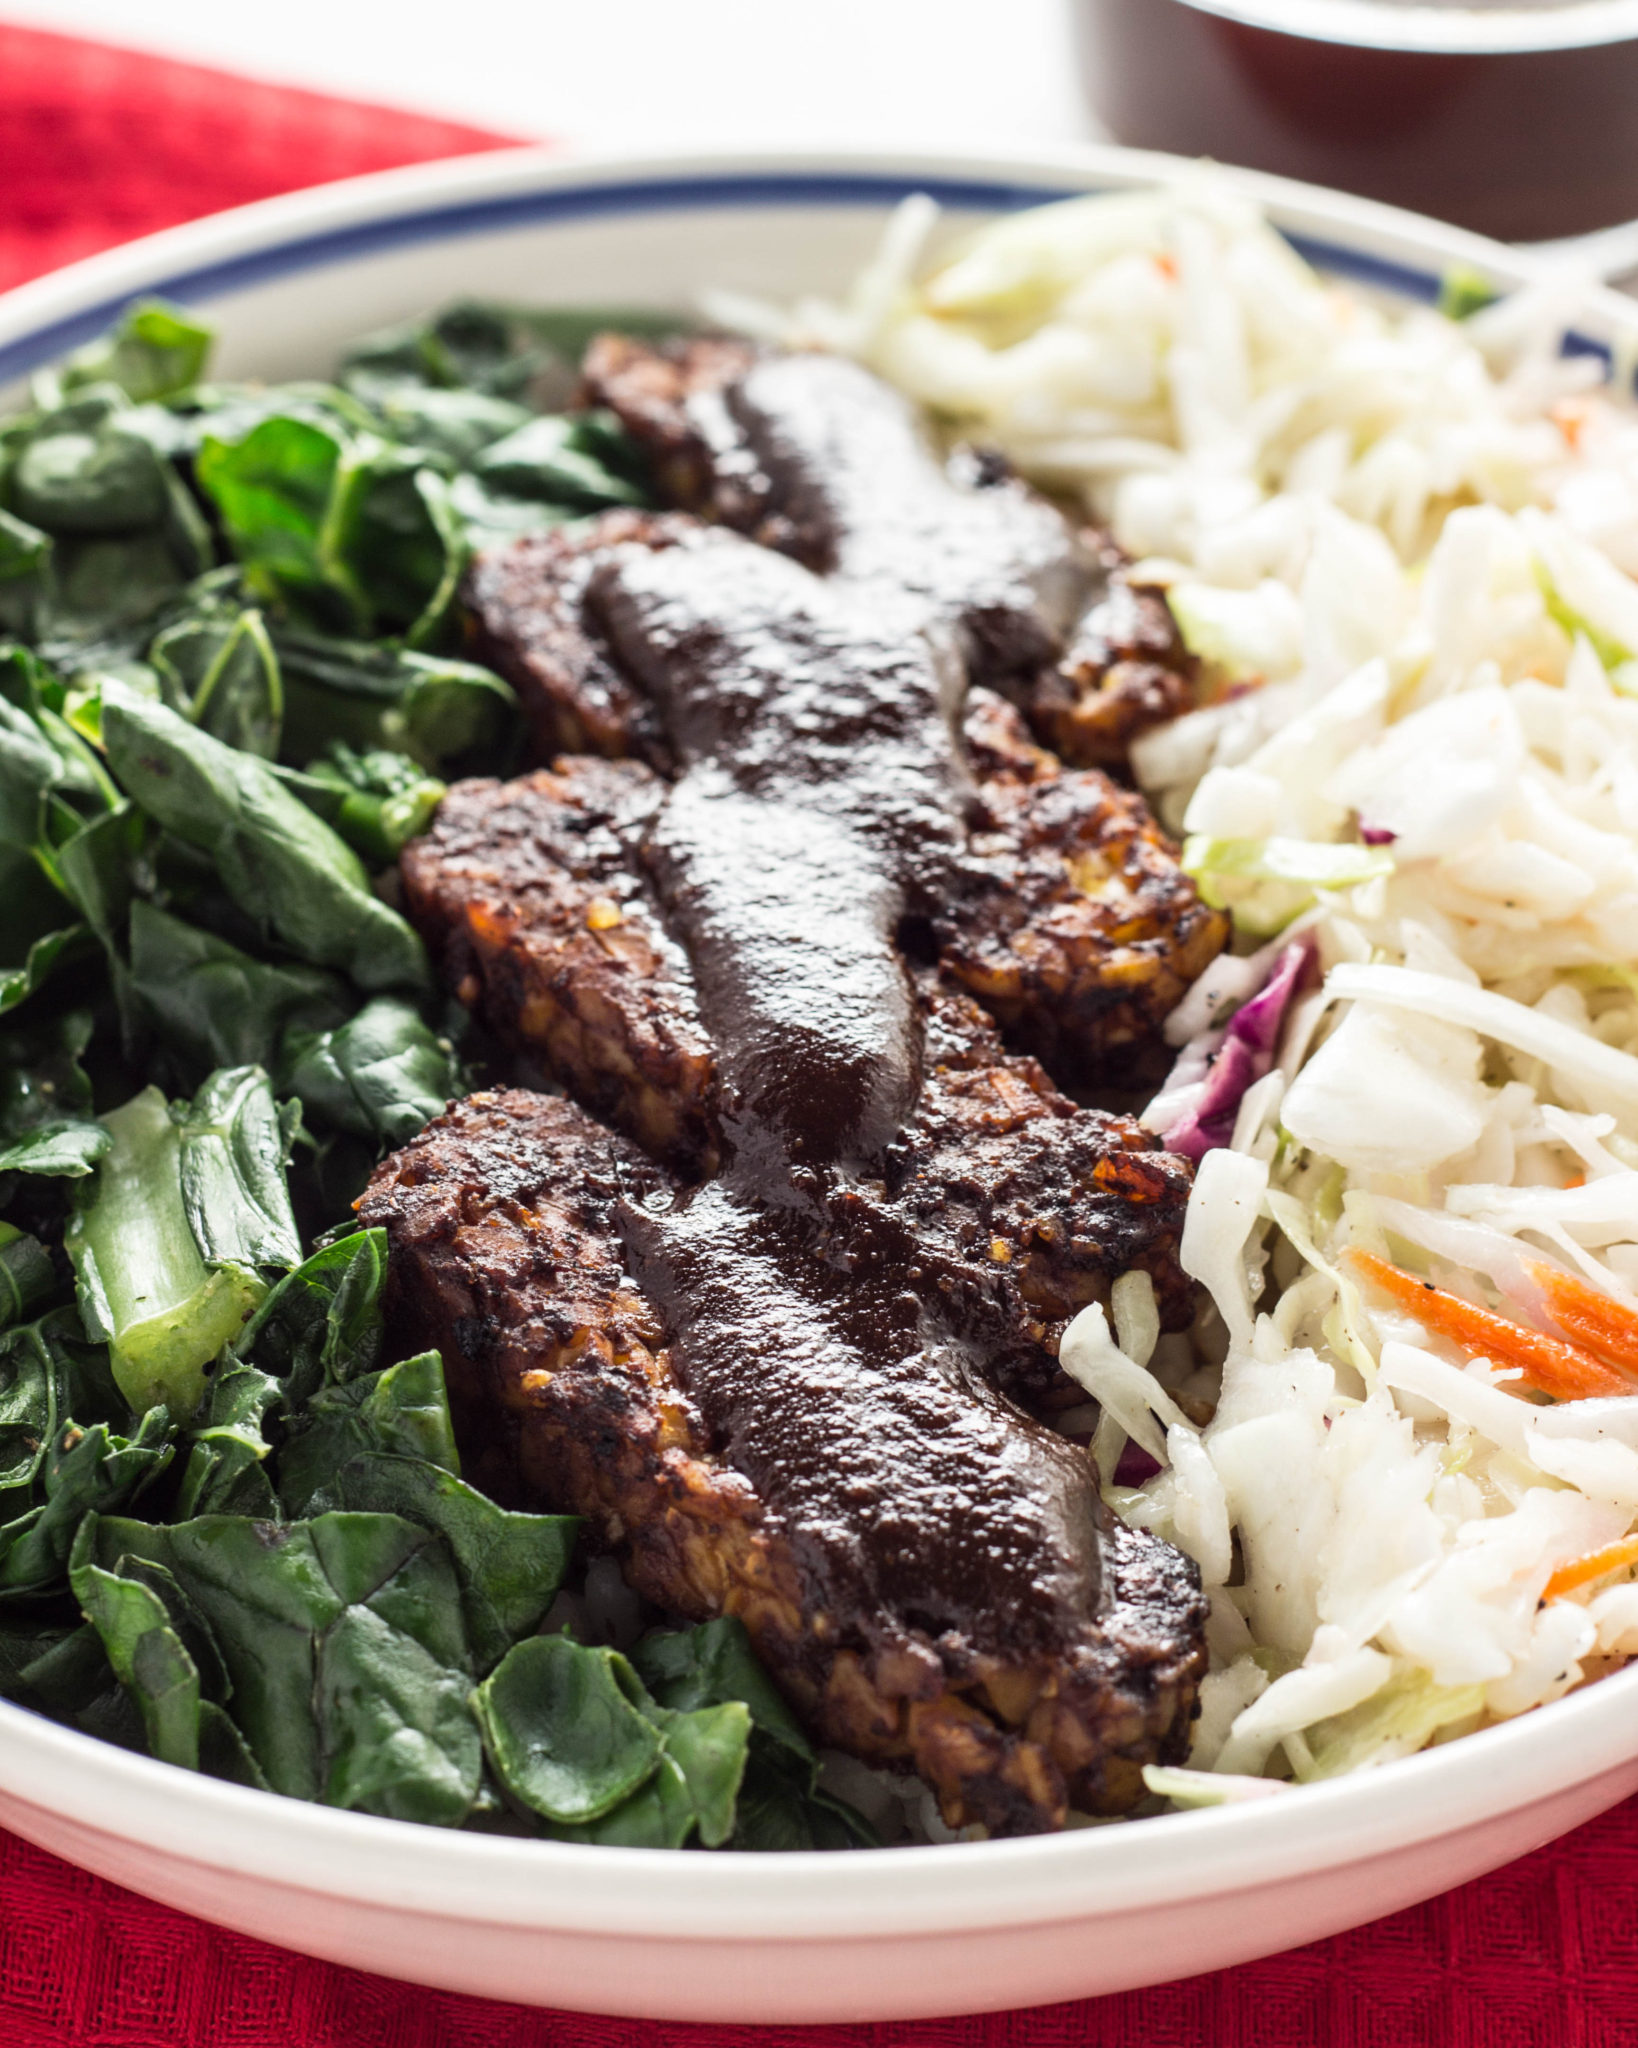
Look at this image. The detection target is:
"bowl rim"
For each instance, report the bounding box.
[1,139,1636,386]
[4,137,1638,1945]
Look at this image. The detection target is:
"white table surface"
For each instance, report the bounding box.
[3,0,1098,154]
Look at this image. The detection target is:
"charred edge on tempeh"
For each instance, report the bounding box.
[947,694,1230,1089]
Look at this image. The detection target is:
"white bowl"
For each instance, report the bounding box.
[3,143,1637,2025]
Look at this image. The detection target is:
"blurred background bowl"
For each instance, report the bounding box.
[1074,0,1638,241]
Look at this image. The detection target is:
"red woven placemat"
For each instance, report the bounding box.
[0,19,1635,2044]
[4,1797,1637,2048]
[0,19,515,289]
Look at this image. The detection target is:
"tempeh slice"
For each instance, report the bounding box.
[461,509,701,765]
[400,763,1197,1402]
[401,758,719,1178]
[1023,536,1198,769]
[580,334,1198,764]
[947,696,1230,1086]
[581,333,1093,689]
[360,1088,1207,1834]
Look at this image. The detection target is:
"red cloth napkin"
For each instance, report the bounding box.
[0,20,515,289]
[0,19,1634,2044]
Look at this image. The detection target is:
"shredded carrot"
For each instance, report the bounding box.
[1345,1248,1635,1401]
[1154,252,1178,281]
[1564,1172,1587,1190]
[1528,1260,1638,1378]
[1551,397,1590,449]
[1542,1534,1638,1603]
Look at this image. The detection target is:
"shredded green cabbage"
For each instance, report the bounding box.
[1301,1671,1486,1781]
[1182,836,1394,938]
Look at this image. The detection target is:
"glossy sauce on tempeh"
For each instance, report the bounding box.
[379,346,1218,1830]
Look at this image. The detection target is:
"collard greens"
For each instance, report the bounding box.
[0,294,873,1855]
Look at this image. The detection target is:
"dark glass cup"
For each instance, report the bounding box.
[1074,0,1638,241]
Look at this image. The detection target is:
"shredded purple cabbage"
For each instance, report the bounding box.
[1161,937,1314,1161]
[1359,824,1398,847]
[1113,1440,1163,1486]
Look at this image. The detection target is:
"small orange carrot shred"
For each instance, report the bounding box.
[1528,1260,1638,1377]
[1551,398,1590,449]
[1345,1248,1636,1401]
[1542,1534,1638,1604]
[1564,1172,1587,1190]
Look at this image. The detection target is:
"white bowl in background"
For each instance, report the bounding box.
[2,144,1637,2025]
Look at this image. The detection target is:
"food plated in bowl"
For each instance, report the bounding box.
[4,144,1638,2019]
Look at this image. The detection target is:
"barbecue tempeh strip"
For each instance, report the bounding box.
[581,334,1199,764]
[360,1088,1207,1833]
[401,759,1199,1392]
[462,509,701,766]
[456,523,1227,1088]
[401,756,720,1178]
[581,333,1091,691]
[946,696,1230,1088]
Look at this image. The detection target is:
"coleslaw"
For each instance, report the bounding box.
[729,178,1638,1796]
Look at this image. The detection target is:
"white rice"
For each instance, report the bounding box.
[715,178,1638,1803]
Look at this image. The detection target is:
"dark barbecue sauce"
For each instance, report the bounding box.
[724,353,1093,684]
[591,525,1114,1644]
[624,1181,1104,1662]
[592,530,967,1166]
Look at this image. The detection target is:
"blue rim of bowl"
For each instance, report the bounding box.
[0,169,1612,387]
